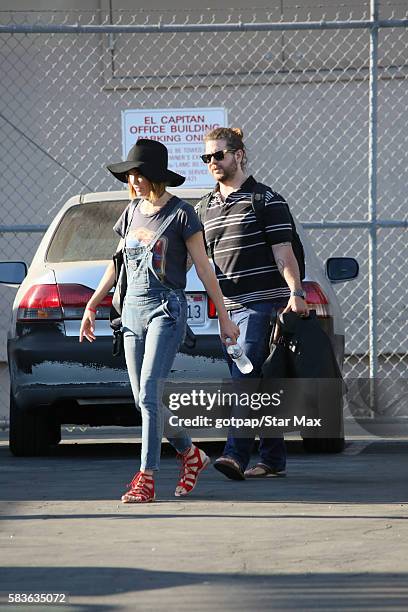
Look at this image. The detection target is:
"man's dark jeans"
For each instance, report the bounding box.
[221,301,287,471]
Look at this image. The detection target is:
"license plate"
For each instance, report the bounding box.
[186,293,206,325]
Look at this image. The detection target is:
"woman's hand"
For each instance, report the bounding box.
[79,308,96,343]
[77,260,117,344]
[219,316,240,346]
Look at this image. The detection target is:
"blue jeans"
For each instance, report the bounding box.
[122,234,193,472]
[122,289,192,470]
[221,301,287,471]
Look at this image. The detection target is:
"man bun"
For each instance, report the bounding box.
[231,128,244,139]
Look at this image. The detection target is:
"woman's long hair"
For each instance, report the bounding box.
[127,175,166,202]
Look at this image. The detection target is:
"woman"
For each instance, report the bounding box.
[79,139,239,503]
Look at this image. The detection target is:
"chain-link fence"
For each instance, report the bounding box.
[0,3,407,426]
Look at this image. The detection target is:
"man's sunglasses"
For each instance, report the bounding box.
[200,149,236,164]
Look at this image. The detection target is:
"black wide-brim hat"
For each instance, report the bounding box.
[106,139,185,187]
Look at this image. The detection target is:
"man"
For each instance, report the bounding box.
[197,127,308,480]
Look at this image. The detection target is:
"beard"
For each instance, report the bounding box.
[211,157,239,183]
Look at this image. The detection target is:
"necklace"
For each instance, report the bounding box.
[140,193,172,216]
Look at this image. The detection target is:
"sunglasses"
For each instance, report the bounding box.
[200,149,236,164]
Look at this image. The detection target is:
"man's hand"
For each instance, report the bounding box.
[282,295,309,316]
[271,242,308,317]
[219,317,240,346]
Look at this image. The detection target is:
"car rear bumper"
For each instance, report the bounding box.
[8,328,227,412]
[8,321,344,418]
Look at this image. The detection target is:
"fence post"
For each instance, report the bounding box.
[368,0,379,408]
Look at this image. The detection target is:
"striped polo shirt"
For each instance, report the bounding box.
[198,176,293,310]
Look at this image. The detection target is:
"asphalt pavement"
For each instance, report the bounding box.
[0,435,407,612]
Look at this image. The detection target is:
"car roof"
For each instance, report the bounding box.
[67,188,211,206]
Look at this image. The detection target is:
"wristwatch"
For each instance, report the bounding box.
[291,289,307,299]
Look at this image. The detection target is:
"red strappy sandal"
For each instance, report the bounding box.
[121,471,155,503]
[175,444,210,497]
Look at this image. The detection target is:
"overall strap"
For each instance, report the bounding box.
[144,199,184,251]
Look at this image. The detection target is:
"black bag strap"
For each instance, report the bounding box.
[110,200,139,332]
[112,199,138,283]
[123,199,139,242]
[251,183,305,280]
[196,191,213,226]
[196,191,213,257]
[251,183,270,238]
[116,199,138,280]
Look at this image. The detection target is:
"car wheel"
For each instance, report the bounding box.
[9,392,61,457]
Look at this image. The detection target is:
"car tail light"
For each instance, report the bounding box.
[208,285,330,319]
[17,285,63,321]
[58,284,111,319]
[207,297,217,319]
[303,281,330,317]
[17,284,112,321]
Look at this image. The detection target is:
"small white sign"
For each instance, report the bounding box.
[122,107,227,188]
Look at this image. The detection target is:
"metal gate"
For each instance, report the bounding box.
[0,2,407,426]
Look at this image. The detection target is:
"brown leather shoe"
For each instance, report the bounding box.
[213,456,245,481]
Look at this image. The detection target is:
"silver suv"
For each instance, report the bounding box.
[0,188,358,456]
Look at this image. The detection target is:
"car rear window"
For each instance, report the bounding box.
[46,201,128,262]
[46,198,199,262]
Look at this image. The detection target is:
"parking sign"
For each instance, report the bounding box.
[122,107,227,188]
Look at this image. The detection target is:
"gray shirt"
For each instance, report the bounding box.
[113,196,202,289]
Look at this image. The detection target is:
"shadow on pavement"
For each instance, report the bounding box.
[1,567,408,611]
[0,441,407,505]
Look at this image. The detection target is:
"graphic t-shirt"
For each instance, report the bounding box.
[113,196,202,289]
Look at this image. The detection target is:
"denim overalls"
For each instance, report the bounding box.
[122,201,193,471]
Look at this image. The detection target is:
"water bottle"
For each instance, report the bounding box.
[226,339,253,374]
